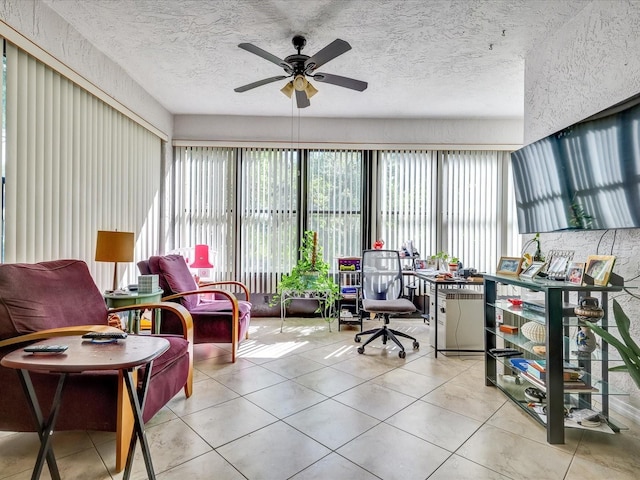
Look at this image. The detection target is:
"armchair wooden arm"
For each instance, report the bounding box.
[108,301,194,397]
[162,288,242,362]
[199,280,251,303]
[107,302,194,472]
[0,324,122,349]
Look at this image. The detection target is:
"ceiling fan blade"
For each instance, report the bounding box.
[312,73,368,91]
[238,43,292,70]
[234,76,288,93]
[295,89,310,108]
[304,39,351,72]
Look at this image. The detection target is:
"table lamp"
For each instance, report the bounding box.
[95,230,135,290]
[190,244,213,269]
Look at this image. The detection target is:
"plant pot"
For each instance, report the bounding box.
[301,272,319,289]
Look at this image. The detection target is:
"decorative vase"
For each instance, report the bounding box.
[574,296,604,325]
[576,326,597,354]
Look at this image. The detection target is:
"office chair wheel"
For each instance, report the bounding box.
[357,346,365,354]
[413,341,420,349]
[399,350,406,359]
[354,335,361,343]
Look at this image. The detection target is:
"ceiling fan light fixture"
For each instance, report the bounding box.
[304,81,318,99]
[293,75,307,91]
[280,81,294,98]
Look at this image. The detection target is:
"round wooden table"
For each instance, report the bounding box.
[1,335,169,480]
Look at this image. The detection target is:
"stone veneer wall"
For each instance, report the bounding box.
[523,1,640,417]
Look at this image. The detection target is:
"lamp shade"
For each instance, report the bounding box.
[95,231,135,263]
[190,244,214,269]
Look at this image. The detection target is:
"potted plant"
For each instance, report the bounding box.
[434,251,449,270]
[586,300,640,388]
[448,256,461,274]
[273,230,340,329]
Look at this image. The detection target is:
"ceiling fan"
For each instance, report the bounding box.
[234,35,368,108]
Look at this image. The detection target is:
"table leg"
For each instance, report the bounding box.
[122,362,155,480]
[18,370,66,480]
[153,308,162,334]
[280,296,286,333]
[434,283,439,358]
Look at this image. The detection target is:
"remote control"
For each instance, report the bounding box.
[24,345,68,354]
[82,332,128,340]
[489,348,523,357]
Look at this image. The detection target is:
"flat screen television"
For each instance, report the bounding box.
[511,94,640,233]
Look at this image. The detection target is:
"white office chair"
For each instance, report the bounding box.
[355,249,419,358]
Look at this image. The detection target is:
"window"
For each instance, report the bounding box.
[307,150,363,270]
[172,146,236,279]
[172,146,518,292]
[240,148,299,292]
[377,151,438,259]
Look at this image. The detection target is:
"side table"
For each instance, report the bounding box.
[104,290,163,333]
[1,335,170,480]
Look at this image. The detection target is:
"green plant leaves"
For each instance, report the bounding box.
[586,299,640,389]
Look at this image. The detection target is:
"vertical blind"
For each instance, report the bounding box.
[2,39,162,290]
[307,150,363,269]
[377,150,438,258]
[240,148,299,292]
[171,146,519,291]
[172,146,236,279]
[441,150,513,273]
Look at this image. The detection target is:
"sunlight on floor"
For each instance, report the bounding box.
[323,344,358,359]
[237,339,310,358]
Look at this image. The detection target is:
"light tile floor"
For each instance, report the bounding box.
[2,316,640,479]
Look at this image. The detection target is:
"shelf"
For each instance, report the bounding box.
[484,274,625,444]
[487,326,610,362]
[493,300,597,324]
[490,354,627,395]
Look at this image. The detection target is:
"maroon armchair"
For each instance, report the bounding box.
[138,255,251,362]
[0,260,194,472]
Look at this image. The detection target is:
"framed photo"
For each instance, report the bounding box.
[519,261,546,280]
[585,255,616,286]
[546,255,569,280]
[566,261,585,285]
[496,256,522,276]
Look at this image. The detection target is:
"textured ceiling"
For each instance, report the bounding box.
[42,0,590,119]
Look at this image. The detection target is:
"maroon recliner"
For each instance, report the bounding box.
[139,255,251,362]
[0,260,194,472]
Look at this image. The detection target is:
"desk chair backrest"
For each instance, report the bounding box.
[361,249,404,301]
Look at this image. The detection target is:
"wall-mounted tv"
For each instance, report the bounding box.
[511,94,640,234]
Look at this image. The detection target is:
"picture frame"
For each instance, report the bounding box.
[585,255,616,286]
[566,261,585,285]
[519,261,546,280]
[496,256,523,276]
[546,255,570,280]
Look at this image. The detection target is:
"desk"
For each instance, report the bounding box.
[104,290,163,333]
[414,273,484,357]
[1,335,169,480]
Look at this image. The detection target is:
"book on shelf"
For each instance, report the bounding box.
[525,359,583,381]
[519,370,599,393]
